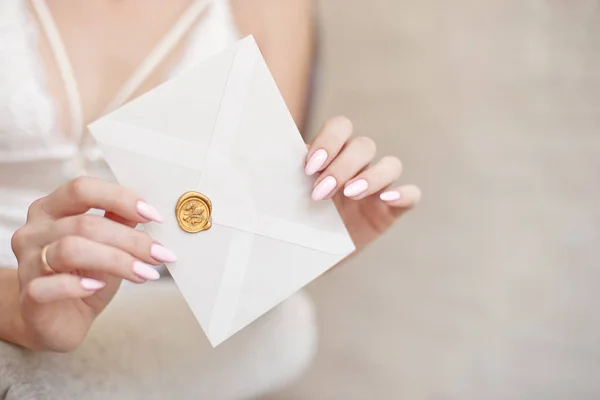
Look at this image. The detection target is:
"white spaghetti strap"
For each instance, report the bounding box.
[104,0,211,112]
[30,0,84,139]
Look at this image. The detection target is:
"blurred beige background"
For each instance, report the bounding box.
[268,0,600,399]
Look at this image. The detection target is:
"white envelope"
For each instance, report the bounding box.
[88,36,355,346]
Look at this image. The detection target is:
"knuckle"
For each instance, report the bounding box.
[68,176,91,201]
[27,198,45,221]
[131,233,152,255]
[108,250,128,270]
[55,236,81,264]
[381,155,403,172]
[410,187,423,205]
[401,186,422,209]
[329,115,353,131]
[352,136,377,155]
[325,116,353,138]
[73,215,98,237]
[10,227,28,256]
[23,282,40,304]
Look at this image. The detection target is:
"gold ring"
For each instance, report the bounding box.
[175,192,212,233]
[40,244,51,270]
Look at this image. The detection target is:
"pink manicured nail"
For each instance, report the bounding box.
[151,244,178,263]
[133,261,160,281]
[311,176,337,201]
[305,149,328,176]
[380,191,401,202]
[137,201,163,223]
[343,179,369,197]
[80,278,106,291]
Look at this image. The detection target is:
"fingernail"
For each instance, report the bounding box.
[151,244,178,263]
[133,261,160,281]
[80,278,106,291]
[311,176,337,201]
[380,191,401,202]
[305,149,328,175]
[137,201,163,223]
[343,179,369,198]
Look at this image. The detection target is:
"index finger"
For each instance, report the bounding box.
[36,177,163,223]
[305,116,353,176]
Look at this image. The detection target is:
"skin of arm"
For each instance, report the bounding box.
[0,267,30,347]
[231,0,316,131]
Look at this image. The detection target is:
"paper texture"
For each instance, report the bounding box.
[89,36,355,346]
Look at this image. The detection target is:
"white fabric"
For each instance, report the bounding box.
[30,0,212,137]
[0,281,317,399]
[0,0,240,267]
[0,6,318,396]
[30,0,84,139]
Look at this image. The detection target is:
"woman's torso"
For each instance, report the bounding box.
[0,0,240,266]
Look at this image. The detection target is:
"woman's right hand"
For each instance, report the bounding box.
[10,177,177,351]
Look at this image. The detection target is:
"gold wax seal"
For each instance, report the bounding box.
[175,192,212,233]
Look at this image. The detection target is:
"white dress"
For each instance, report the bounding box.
[0,1,316,398]
[0,0,237,266]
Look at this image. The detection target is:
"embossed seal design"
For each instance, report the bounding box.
[175,192,212,233]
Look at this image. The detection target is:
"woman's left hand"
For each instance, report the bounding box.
[305,116,421,251]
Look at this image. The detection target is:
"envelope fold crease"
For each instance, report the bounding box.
[89,36,355,347]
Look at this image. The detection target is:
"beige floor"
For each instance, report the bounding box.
[268,1,600,399]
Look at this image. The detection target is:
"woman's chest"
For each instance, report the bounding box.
[0,0,237,158]
[34,0,198,135]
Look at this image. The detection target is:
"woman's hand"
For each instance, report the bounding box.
[305,117,421,251]
[10,177,177,351]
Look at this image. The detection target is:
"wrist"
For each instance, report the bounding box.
[8,307,31,348]
[12,308,44,350]
[0,268,37,350]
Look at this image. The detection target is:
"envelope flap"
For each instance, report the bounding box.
[87,36,356,347]
[89,39,240,159]
[202,161,354,255]
[194,38,354,256]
